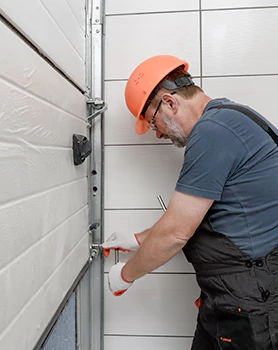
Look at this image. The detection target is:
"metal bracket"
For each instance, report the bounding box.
[89,244,102,262]
[92,0,102,25]
[88,222,101,262]
[86,97,107,122]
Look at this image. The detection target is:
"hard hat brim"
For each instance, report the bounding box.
[136,114,149,135]
[135,98,150,135]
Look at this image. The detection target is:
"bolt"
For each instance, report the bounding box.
[96,6,99,10]
[96,29,100,33]
[95,19,99,23]
[91,248,98,257]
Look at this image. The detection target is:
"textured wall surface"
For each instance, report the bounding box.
[103,1,278,349]
[0,1,87,348]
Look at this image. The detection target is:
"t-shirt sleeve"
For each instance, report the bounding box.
[175,119,247,200]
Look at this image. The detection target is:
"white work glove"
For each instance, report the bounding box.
[108,262,133,296]
[102,232,140,258]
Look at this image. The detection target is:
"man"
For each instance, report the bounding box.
[103,55,278,349]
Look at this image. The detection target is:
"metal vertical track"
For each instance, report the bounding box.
[86,0,105,349]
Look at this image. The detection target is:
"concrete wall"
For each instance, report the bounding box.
[103,1,278,349]
[0,1,87,349]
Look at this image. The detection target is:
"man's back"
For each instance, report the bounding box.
[176,98,278,258]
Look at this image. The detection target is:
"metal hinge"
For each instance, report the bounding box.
[88,222,102,262]
[86,97,107,122]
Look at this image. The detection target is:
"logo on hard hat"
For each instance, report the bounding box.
[134,72,144,85]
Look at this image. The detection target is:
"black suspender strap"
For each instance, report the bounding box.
[207,104,278,146]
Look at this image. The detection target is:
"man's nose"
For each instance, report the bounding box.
[156,130,164,139]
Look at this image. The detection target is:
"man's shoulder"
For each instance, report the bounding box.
[194,98,261,139]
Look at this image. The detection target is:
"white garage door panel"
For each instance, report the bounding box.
[0,207,88,335]
[202,0,278,9]
[0,178,87,271]
[41,0,85,61]
[104,336,193,350]
[104,210,194,273]
[0,80,86,147]
[104,79,200,145]
[0,146,86,205]
[104,274,199,336]
[203,76,278,127]
[105,0,199,14]
[0,2,87,349]
[104,145,184,208]
[66,0,85,33]
[202,8,278,76]
[105,12,200,80]
[0,235,88,350]
[0,19,85,118]
[0,0,85,89]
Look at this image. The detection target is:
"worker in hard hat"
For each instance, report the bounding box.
[103,55,278,349]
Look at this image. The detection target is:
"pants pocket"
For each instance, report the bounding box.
[215,306,254,350]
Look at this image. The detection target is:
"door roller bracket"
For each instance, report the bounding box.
[86,97,107,123]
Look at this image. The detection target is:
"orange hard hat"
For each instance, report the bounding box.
[125,55,189,135]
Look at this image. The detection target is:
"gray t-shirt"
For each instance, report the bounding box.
[176,98,278,259]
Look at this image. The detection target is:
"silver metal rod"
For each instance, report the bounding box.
[115,250,119,264]
[157,195,167,212]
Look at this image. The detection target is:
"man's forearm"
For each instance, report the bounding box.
[122,219,187,282]
[135,228,151,245]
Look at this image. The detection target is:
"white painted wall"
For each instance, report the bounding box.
[103,1,278,349]
[0,1,87,348]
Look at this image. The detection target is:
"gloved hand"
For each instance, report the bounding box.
[108,262,133,296]
[102,232,140,258]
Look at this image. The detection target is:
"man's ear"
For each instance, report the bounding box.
[161,93,178,114]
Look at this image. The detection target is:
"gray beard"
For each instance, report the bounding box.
[163,114,188,148]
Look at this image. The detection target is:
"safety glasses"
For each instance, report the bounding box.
[147,92,176,131]
[147,100,162,131]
